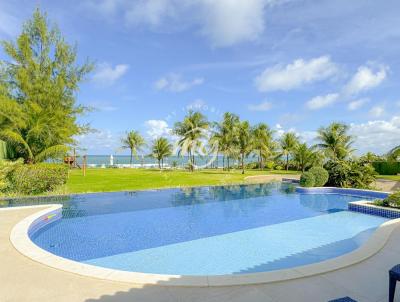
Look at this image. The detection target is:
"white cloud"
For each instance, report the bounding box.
[343,64,387,96]
[347,98,369,111]
[144,119,173,139]
[85,0,285,47]
[255,56,338,92]
[349,116,400,154]
[75,129,120,154]
[199,0,267,47]
[92,63,129,84]
[306,93,339,110]
[154,73,204,92]
[369,105,385,118]
[248,101,272,111]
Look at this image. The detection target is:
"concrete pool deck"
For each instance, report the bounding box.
[2,207,400,302]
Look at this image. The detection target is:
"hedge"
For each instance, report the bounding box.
[10,163,69,195]
[372,161,400,175]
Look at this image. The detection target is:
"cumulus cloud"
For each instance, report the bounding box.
[343,64,387,96]
[347,98,369,111]
[248,101,272,111]
[92,63,129,84]
[255,56,338,92]
[306,93,339,110]
[199,0,267,47]
[154,73,204,92]
[144,119,173,139]
[369,105,385,118]
[349,116,400,154]
[75,129,120,154]
[84,0,284,47]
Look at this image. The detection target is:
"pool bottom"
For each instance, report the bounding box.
[10,203,400,286]
[83,211,387,276]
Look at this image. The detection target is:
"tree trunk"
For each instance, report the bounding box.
[227,157,230,171]
[286,154,289,171]
[241,153,245,174]
[130,150,133,166]
[222,155,225,170]
[161,158,164,169]
[158,159,161,169]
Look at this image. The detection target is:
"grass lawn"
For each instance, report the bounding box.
[66,168,300,194]
[377,175,400,181]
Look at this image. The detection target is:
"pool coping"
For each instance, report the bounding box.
[7,188,400,287]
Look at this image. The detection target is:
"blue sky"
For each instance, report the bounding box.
[1,0,400,155]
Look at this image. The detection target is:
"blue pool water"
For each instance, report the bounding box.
[27,183,388,275]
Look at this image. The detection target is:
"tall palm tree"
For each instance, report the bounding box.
[237,121,252,174]
[293,143,323,172]
[316,122,354,160]
[121,131,146,165]
[151,137,172,169]
[252,123,274,170]
[173,110,209,171]
[220,112,240,170]
[279,132,299,170]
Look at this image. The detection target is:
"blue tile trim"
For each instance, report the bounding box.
[348,202,400,219]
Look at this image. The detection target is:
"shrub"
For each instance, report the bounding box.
[372,161,400,175]
[374,191,400,208]
[324,160,376,189]
[300,171,315,187]
[275,165,283,170]
[0,159,23,192]
[309,166,329,187]
[10,163,68,195]
[265,161,275,170]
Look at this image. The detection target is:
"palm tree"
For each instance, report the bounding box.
[252,123,274,170]
[220,112,240,170]
[237,121,252,174]
[279,132,299,170]
[151,137,172,169]
[173,110,209,171]
[121,131,146,165]
[293,143,323,172]
[316,122,354,160]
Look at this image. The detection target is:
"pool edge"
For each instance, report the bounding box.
[8,201,400,287]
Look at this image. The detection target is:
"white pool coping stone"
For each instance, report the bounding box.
[7,186,400,287]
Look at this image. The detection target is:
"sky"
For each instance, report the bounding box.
[0,0,400,155]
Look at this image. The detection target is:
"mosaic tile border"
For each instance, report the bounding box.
[349,201,400,219]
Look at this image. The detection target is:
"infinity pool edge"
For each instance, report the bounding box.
[8,190,400,287]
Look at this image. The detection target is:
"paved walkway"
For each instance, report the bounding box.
[2,206,400,302]
[375,179,400,192]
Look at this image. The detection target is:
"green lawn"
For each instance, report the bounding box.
[66,168,300,194]
[377,175,400,181]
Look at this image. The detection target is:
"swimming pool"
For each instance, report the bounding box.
[22,183,390,276]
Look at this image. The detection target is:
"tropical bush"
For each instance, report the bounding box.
[374,191,400,208]
[9,163,68,195]
[372,161,400,175]
[309,166,329,187]
[0,159,23,191]
[324,160,376,189]
[300,171,315,187]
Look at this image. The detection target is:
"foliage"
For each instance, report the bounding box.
[324,160,376,189]
[0,159,23,191]
[9,163,68,195]
[252,123,275,170]
[293,143,323,172]
[121,130,146,165]
[316,122,354,160]
[372,161,400,175]
[151,137,172,169]
[237,121,252,174]
[359,152,382,164]
[300,171,315,187]
[374,191,400,208]
[309,166,329,187]
[279,132,299,170]
[174,110,209,171]
[210,112,240,170]
[0,9,93,163]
